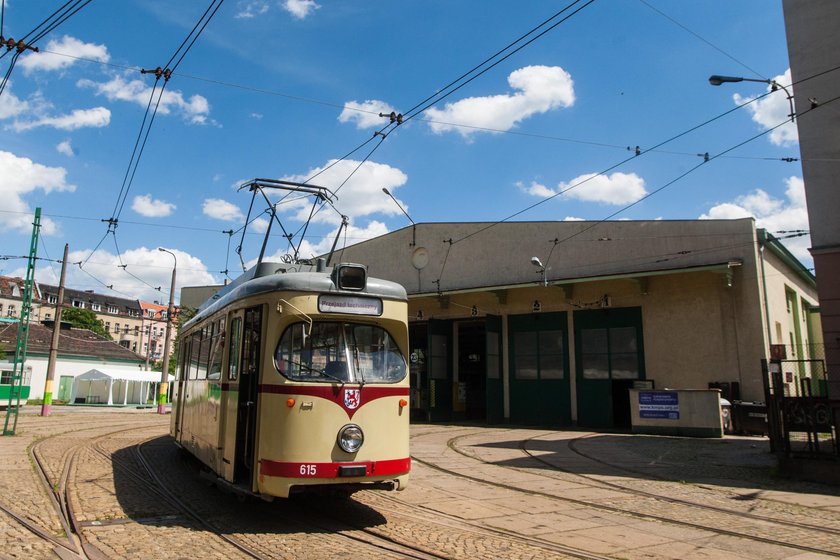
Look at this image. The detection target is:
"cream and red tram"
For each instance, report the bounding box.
[170,260,410,498]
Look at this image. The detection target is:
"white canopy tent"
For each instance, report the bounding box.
[69,368,175,406]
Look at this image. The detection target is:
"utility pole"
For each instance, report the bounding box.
[158,248,176,414]
[41,243,68,417]
[3,208,40,435]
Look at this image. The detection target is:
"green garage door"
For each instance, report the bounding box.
[575,307,645,428]
[508,312,570,426]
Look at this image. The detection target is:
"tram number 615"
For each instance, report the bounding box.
[299,464,317,476]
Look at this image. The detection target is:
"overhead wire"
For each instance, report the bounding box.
[283,0,598,249]
[30,35,805,164]
[103,0,226,233]
[638,0,767,80]
[448,61,840,249]
[0,0,93,97]
[433,66,840,289]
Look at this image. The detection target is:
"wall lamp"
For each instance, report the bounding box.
[382,187,415,246]
[531,256,547,287]
[708,74,795,122]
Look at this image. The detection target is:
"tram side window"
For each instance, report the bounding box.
[228,317,241,380]
[195,325,212,380]
[188,331,202,379]
[0,369,11,384]
[207,319,225,381]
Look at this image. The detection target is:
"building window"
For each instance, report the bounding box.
[105,322,111,332]
[7,305,16,317]
[73,300,85,308]
[134,325,140,335]
[91,303,101,312]
[114,323,120,333]
[47,295,57,304]
[580,326,640,380]
[123,325,129,334]
[45,313,52,321]
[108,305,118,314]
[161,311,169,320]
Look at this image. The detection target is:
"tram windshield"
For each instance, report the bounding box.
[274,322,406,384]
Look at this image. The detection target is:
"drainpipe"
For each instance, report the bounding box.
[759,243,772,353]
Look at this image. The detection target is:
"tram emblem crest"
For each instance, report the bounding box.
[344,389,361,410]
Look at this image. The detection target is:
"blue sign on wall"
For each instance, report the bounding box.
[639,391,679,420]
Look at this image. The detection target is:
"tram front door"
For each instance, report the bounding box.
[234,306,261,487]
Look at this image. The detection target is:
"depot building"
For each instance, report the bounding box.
[332,218,822,428]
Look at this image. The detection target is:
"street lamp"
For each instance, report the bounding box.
[708,74,795,122]
[157,247,177,414]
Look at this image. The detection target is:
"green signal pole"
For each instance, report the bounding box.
[4,208,41,436]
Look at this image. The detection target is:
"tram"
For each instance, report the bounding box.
[0,362,31,407]
[171,178,410,499]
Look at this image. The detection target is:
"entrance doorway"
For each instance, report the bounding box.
[458,321,486,421]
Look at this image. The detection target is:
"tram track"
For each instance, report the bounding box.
[130,436,450,559]
[1,418,167,559]
[537,433,840,536]
[418,428,840,558]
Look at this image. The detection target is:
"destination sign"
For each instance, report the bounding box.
[319,295,383,316]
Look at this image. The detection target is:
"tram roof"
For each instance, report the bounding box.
[187,261,406,328]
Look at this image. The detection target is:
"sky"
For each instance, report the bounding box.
[0,0,809,305]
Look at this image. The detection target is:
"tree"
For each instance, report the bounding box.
[61,307,112,340]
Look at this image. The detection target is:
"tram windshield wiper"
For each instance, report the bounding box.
[288,360,345,384]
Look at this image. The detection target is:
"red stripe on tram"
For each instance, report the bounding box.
[259,457,411,479]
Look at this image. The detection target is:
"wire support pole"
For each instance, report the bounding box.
[41,243,68,417]
[3,208,41,435]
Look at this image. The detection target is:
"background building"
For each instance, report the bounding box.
[139,301,178,365]
[333,218,821,427]
[37,285,144,354]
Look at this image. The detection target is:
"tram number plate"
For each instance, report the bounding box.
[299,464,318,476]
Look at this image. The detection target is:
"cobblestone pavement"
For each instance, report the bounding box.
[1,406,838,559]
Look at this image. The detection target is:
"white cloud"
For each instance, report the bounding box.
[733,69,798,146]
[700,176,811,263]
[56,140,74,156]
[251,217,269,233]
[284,0,320,19]
[425,65,575,137]
[12,106,110,131]
[54,247,217,304]
[280,159,408,225]
[522,172,647,205]
[132,194,176,217]
[235,0,270,18]
[19,35,109,74]
[78,74,211,124]
[203,198,245,222]
[0,150,76,235]
[0,83,28,119]
[339,100,397,129]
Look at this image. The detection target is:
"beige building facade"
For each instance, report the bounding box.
[332,218,821,427]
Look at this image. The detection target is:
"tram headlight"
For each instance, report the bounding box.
[337,424,364,453]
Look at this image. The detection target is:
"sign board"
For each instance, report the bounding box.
[638,391,679,420]
[318,295,382,316]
